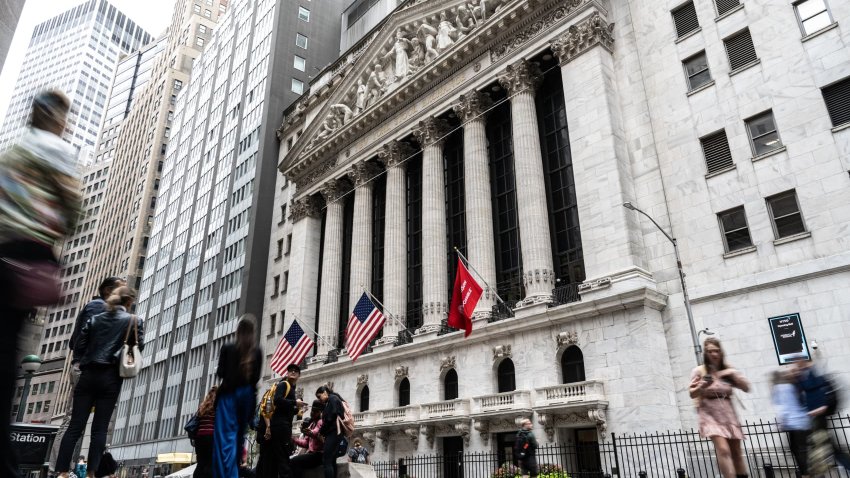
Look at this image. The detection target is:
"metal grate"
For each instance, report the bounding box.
[700,130,734,174]
[715,0,741,16]
[724,29,758,71]
[823,76,850,127]
[672,1,700,38]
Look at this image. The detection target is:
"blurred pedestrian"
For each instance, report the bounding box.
[291,400,325,478]
[689,337,750,478]
[0,90,80,476]
[514,418,538,478]
[347,439,369,465]
[771,368,810,477]
[194,386,218,478]
[256,363,305,478]
[56,286,145,477]
[316,386,346,478]
[794,358,850,474]
[213,315,263,478]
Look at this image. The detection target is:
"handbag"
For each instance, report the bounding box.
[119,315,141,378]
[96,451,118,476]
[2,257,60,308]
[184,413,201,440]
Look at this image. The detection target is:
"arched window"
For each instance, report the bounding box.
[444,369,459,400]
[497,359,516,393]
[359,385,370,412]
[561,346,586,383]
[398,378,410,406]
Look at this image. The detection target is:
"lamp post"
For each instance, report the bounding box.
[16,354,42,422]
[623,202,702,365]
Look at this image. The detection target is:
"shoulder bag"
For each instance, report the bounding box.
[119,315,141,378]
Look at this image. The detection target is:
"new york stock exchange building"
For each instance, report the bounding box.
[271,0,850,473]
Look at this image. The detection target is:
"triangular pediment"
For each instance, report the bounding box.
[280,0,527,182]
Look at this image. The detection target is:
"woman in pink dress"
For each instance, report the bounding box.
[689,337,751,478]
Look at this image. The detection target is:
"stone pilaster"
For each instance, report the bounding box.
[452,91,497,319]
[498,59,555,306]
[348,161,383,322]
[412,116,451,334]
[315,180,348,359]
[376,141,416,345]
[285,194,323,355]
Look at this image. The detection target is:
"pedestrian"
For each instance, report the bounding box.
[214,315,263,478]
[0,89,80,476]
[55,286,145,477]
[771,368,810,477]
[316,386,347,478]
[256,362,305,478]
[51,276,125,471]
[689,337,751,478]
[794,358,850,475]
[514,418,539,478]
[347,439,370,465]
[74,456,87,478]
[291,401,325,478]
[194,386,218,478]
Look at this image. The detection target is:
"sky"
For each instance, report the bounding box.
[0,0,176,122]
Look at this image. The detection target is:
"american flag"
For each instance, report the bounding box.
[270,321,314,375]
[345,293,385,362]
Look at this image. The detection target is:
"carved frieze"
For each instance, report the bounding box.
[440,355,456,373]
[320,178,349,203]
[349,160,383,187]
[395,366,409,381]
[289,195,323,223]
[523,268,555,288]
[493,344,512,361]
[557,331,579,348]
[294,157,338,191]
[491,0,589,62]
[377,140,416,168]
[452,90,494,122]
[498,59,543,95]
[412,116,451,147]
[550,12,615,65]
[357,374,369,386]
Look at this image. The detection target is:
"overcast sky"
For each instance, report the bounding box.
[0,0,176,122]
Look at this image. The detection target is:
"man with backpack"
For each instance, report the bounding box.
[257,363,306,478]
[514,418,539,478]
[795,358,849,473]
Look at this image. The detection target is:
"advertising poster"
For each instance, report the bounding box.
[768,313,810,365]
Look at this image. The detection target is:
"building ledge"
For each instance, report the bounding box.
[729,59,761,78]
[675,28,702,44]
[801,22,839,43]
[687,80,715,97]
[715,4,744,22]
[705,164,736,180]
[773,231,811,246]
[831,122,850,134]
[751,145,787,162]
[723,245,757,259]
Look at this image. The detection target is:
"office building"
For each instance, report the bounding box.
[0,0,25,71]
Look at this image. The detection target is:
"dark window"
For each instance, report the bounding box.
[487,100,523,303]
[372,173,387,302]
[672,2,700,38]
[537,68,585,287]
[724,29,758,72]
[700,130,734,174]
[745,111,783,156]
[718,206,753,252]
[360,386,370,412]
[561,346,587,383]
[767,190,806,239]
[338,196,355,348]
[406,152,424,329]
[444,128,466,295]
[444,369,459,400]
[497,359,516,393]
[822,77,850,128]
[714,0,741,16]
[794,0,833,36]
[398,378,410,406]
[683,51,712,91]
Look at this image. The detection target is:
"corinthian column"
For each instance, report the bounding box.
[452,91,497,319]
[376,141,416,345]
[315,179,348,359]
[286,194,323,358]
[412,116,451,334]
[498,59,555,305]
[348,160,383,320]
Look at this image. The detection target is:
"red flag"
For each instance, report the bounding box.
[448,257,483,337]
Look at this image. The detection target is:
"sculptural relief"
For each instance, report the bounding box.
[384,29,412,81]
[436,12,457,52]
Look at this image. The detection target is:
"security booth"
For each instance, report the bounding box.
[11,423,59,478]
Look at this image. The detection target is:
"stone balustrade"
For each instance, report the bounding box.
[473,390,533,413]
[376,405,420,425]
[534,380,606,407]
[420,398,471,420]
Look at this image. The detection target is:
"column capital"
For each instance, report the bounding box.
[452,91,494,123]
[378,140,416,168]
[319,178,349,202]
[289,194,323,222]
[498,59,543,95]
[349,160,383,187]
[412,116,451,147]
[550,12,615,65]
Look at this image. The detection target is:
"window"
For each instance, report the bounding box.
[298,6,310,21]
[293,55,306,71]
[767,190,806,239]
[718,206,753,252]
[268,313,276,336]
[282,271,289,293]
[193,4,201,13]
[199,24,207,34]
[723,29,758,72]
[272,275,280,296]
[280,204,287,224]
[204,9,211,17]
[700,130,734,174]
[794,0,833,36]
[745,111,783,156]
[497,359,516,393]
[444,369,459,400]
[714,0,740,16]
[285,234,292,254]
[398,378,410,407]
[822,77,850,128]
[276,239,284,259]
[683,51,712,91]
[672,1,700,38]
[360,385,370,412]
[295,33,308,49]
[196,37,205,47]
[291,78,304,94]
[561,346,586,383]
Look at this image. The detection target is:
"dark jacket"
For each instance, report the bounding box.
[69,297,106,359]
[215,343,263,396]
[270,379,298,430]
[516,429,539,457]
[74,306,145,368]
[798,367,829,411]
[319,393,344,437]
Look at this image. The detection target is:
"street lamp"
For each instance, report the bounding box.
[16,354,42,422]
[623,202,702,365]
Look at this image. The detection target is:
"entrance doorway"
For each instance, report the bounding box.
[443,436,464,478]
[495,431,518,468]
[574,428,601,474]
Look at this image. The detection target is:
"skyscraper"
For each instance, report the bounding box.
[0,0,25,71]
[0,0,152,158]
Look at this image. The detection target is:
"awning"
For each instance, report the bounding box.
[156,452,193,464]
[165,463,197,477]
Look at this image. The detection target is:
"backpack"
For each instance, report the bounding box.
[184,413,201,440]
[258,381,291,422]
[336,397,355,437]
[514,432,530,459]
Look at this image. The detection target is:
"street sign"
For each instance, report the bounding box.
[10,423,58,471]
[768,313,810,365]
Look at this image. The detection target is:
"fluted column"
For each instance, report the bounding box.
[315,180,347,359]
[412,117,451,334]
[285,194,323,357]
[348,161,383,322]
[499,59,555,305]
[452,91,497,319]
[376,141,415,344]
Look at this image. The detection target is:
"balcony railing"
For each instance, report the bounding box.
[353,411,377,427]
[534,381,606,408]
[551,283,581,306]
[474,390,532,414]
[377,405,420,425]
[420,398,471,420]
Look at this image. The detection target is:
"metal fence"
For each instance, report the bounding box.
[373,415,850,478]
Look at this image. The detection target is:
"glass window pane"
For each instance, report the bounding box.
[775,215,806,237]
[685,54,708,77]
[725,229,753,251]
[721,209,747,231]
[747,113,776,138]
[769,194,800,218]
[690,69,712,89]
[293,55,305,71]
[753,131,781,155]
[802,11,832,34]
[797,0,827,21]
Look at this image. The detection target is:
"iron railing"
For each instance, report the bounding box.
[552,283,581,306]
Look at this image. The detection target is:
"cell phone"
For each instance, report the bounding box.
[703,374,713,383]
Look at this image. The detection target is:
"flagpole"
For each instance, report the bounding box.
[454,247,514,317]
[289,312,335,350]
[360,284,408,333]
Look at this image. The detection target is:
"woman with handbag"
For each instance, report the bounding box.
[55,286,145,477]
[0,90,80,476]
[194,386,218,478]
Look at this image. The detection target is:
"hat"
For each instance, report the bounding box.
[287,363,302,373]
